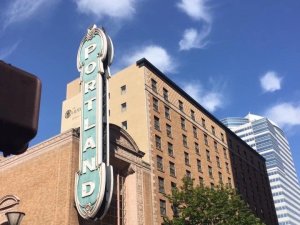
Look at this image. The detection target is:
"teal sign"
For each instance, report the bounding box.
[75,25,114,220]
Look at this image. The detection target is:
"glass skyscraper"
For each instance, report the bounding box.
[222,114,300,225]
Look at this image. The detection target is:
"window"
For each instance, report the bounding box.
[169,162,176,177]
[195,142,200,154]
[191,110,195,121]
[160,199,166,216]
[121,121,127,130]
[151,79,157,92]
[121,102,127,112]
[182,134,188,147]
[157,155,163,171]
[164,106,170,119]
[204,134,208,146]
[158,177,165,193]
[218,172,223,184]
[223,147,228,159]
[186,170,191,178]
[211,126,215,136]
[228,177,232,188]
[154,116,160,130]
[226,162,229,173]
[163,88,169,101]
[120,85,126,95]
[199,177,204,187]
[201,118,206,129]
[178,100,183,111]
[206,150,211,161]
[208,166,213,178]
[184,152,190,166]
[168,142,174,157]
[180,117,186,130]
[153,97,159,111]
[155,135,161,150]
[193,126,198,138]
[171,182,177,190]
[166,124,172,138]
[197,159,202,172]
[216,156,221,168]
[214,141,218,152]
[221,133,224,142]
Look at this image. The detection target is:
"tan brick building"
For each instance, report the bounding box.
[1,58,278,225]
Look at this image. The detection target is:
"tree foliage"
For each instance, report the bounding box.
[163,177,265,225]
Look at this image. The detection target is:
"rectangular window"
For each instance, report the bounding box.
[197,159,202,172]
[164,106,170,119]
[208,166,213,178]
[121,121,127,130]
[206,150,211,161]
[228,177,232,188]
[184,152,190,166]
[191,110,195,121]
[169,161,176,177]
[211,126,215,136]
[158,176,165,193]
[193,126,198,138]
[216,156,221,168]
[182,134,188,147]
[151,79,157,92]
[120,85,126,95]
[121,102,127,112]
[186,170,191,178]
[160,199,166,216]
[201,118,206,129]
[157,155,163,171]
[195,142,200,154]
[204,134,208,146]
[168,142,174,157]
[214,141,218,152]
[199,177,204,187]
[163,88,169,101]
[179,100,183,111]
[223,147,228,159]
[181,117,186,130]
[221,133,224,142]
[154,116,160,131]
[166,124,172,138]
[155,135,161,150]
[226,162,229,173]
[171,182,177,190]
[153,97,159,111]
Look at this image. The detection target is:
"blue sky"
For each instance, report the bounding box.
[1,0,300,176]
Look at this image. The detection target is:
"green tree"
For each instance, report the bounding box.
[163,177,265,225]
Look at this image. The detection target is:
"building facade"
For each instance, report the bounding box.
[1,59,278,225]
[222,114,300,225]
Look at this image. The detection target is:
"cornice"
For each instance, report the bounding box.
[0,129,79,170]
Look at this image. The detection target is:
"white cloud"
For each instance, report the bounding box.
[266,102,300,128]
[179,27,210,50]
[177,0,211,22]
[75,0,137,20]
[183,82,224,112]
[260,71,282,92]
[121,45,177,73]
[0,41,20,59]
[2,0,58,29]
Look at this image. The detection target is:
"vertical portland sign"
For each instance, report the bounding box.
[75,25,114,220]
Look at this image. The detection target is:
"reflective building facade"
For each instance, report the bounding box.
[222,114,300,225]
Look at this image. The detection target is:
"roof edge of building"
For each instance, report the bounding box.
[136,58,265,162]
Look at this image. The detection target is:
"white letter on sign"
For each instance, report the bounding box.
[82,182,95,197]
[85,97,96,111]
[83,137,96,152]
[85,44,97,60]
[82,157,96,174]
[84,80,96,94]
[85,62,97,74]
[84,118,95,131]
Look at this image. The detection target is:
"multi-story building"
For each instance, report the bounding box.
[222,113,300,225]
[1,59,278,225]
